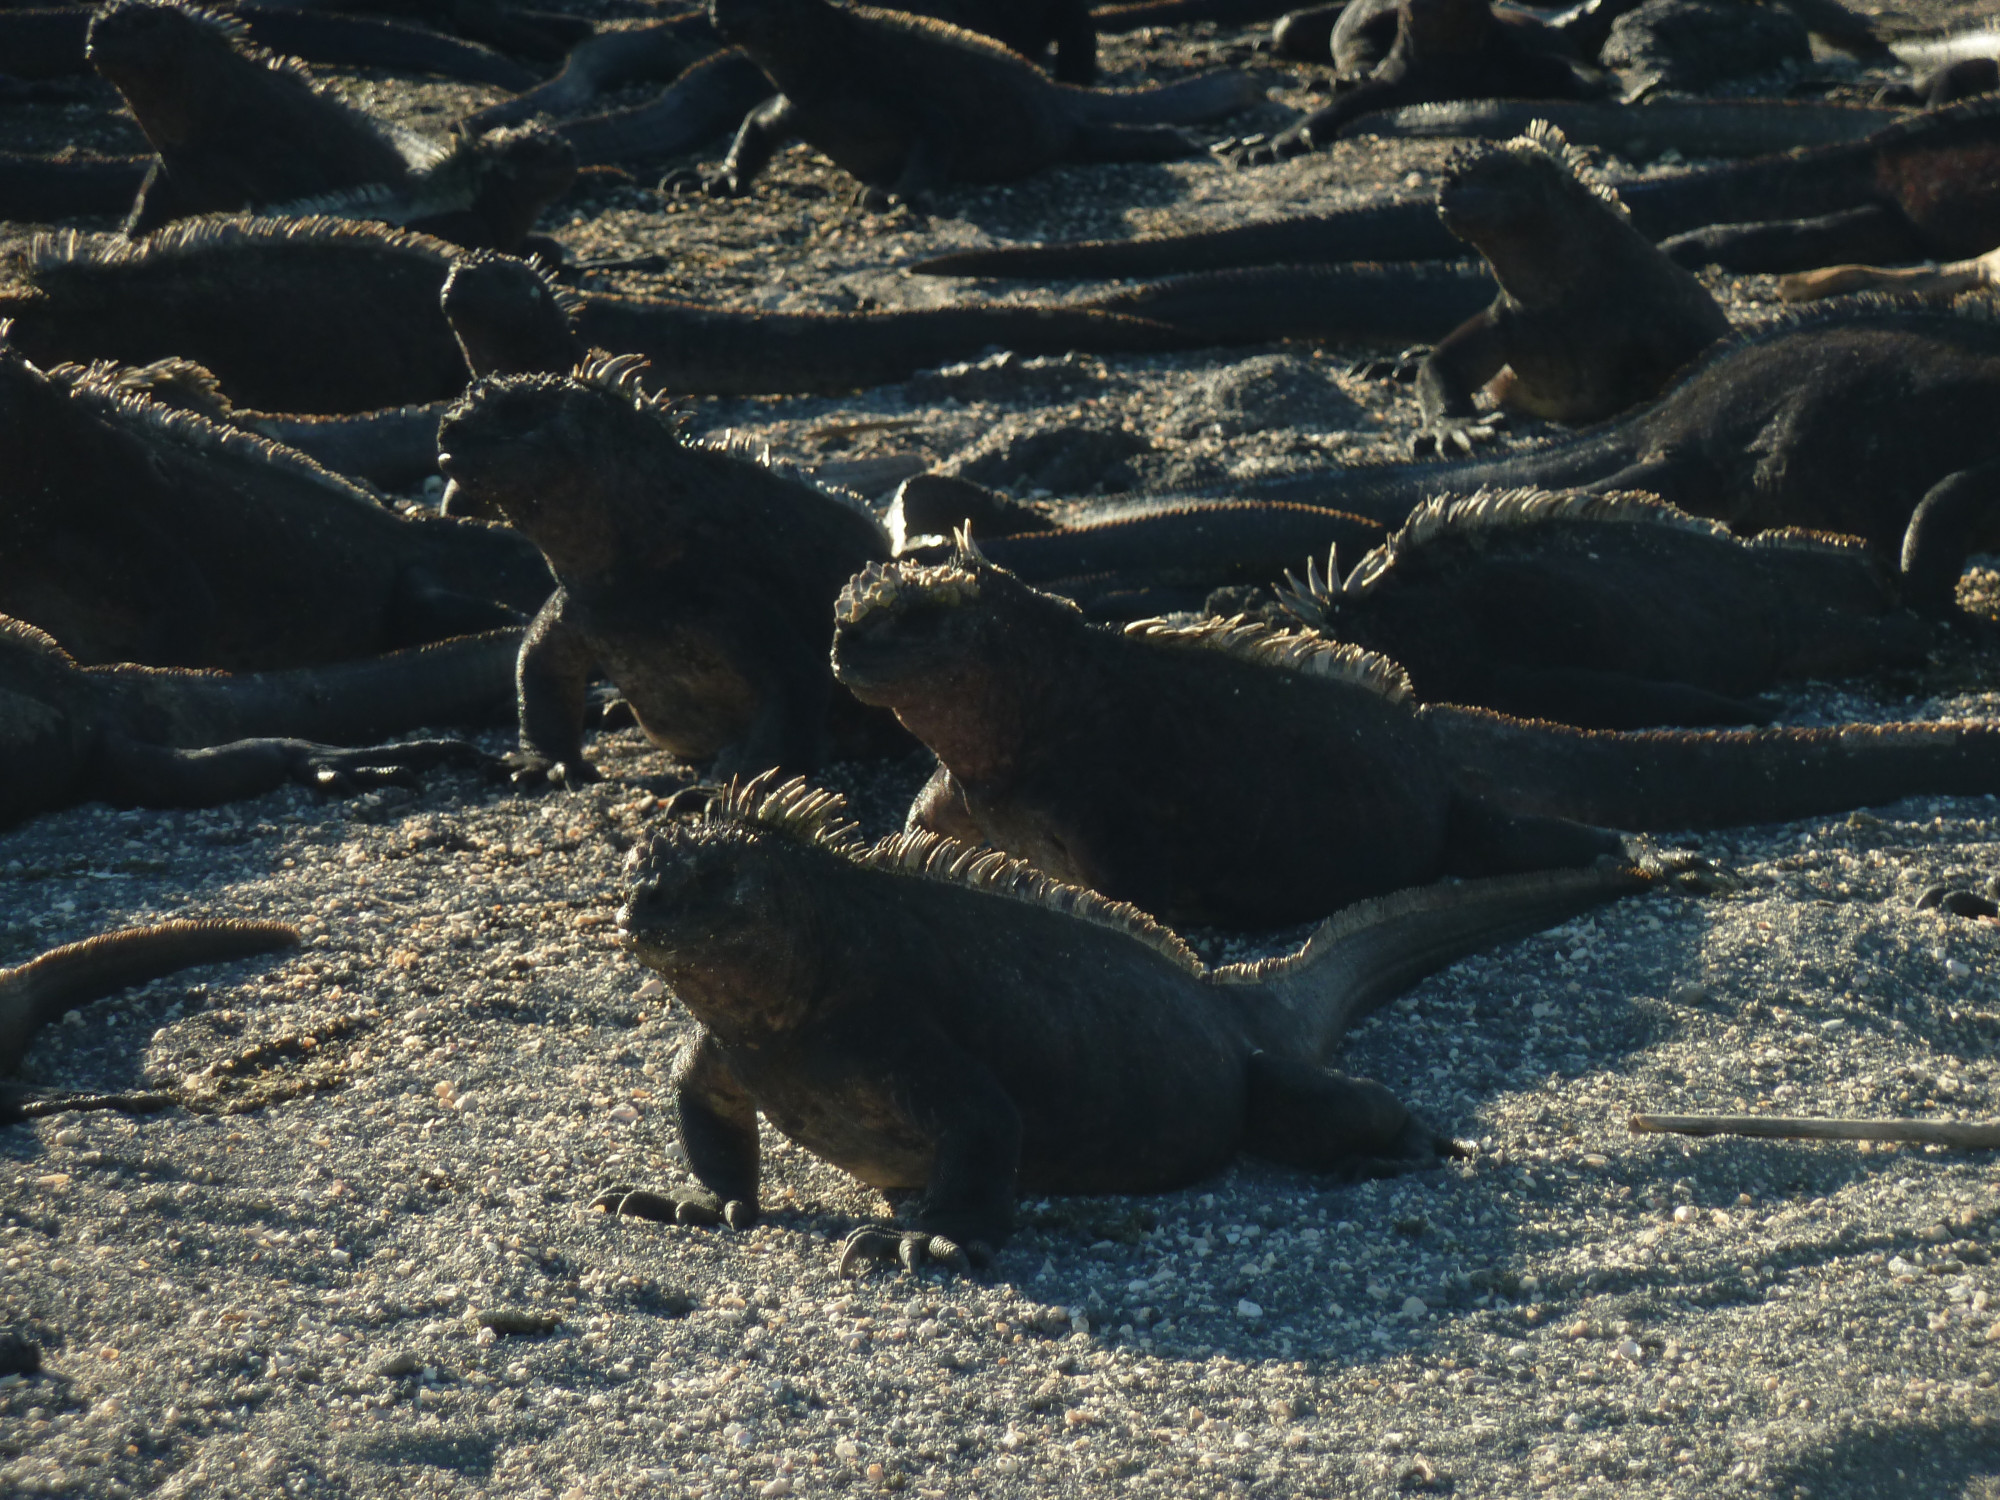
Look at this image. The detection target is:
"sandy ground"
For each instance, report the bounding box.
[4,1,2000,1496]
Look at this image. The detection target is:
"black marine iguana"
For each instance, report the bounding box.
[1227,0,1604,168]
[672,0,1260,205]
[0,613,511,831]
[1237,298,2000,575]
[1,920,300,1112]
[1406,121,1729,455]
[1,341,549,670]
[831,541,2000,927]
[1254,487,1930,728]
[86,0,574,250]
[921,95,2000,280]
[436,356,905,784]
[597,774,1653,1269]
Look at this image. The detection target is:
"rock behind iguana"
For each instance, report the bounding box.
[600,774,1652,1269]
[0,614,510,831]
[832,543,2000,926]
[0,341,549,670]
[680,0,1261,203]
[436,356,905,785]
[1409,121,1729,455]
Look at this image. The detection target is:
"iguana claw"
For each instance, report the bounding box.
[837,1225,988,1277]
[502,752,602,790]
[1411,411,1508,458]
[594,1185,756,1229]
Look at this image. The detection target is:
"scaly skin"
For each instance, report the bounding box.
[831,544,2000,927]
[600,774,1650,1270]
[436,357,905,785]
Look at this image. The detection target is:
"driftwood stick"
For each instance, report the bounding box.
[1629,1113,2000,1149]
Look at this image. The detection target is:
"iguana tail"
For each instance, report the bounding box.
[909,199,1461,280]
[1078,70,1263,126]
[0,920,298,1073]
[1084,263,1496,345]
[1244,865,1651,1059]
[1431,707,2000,832]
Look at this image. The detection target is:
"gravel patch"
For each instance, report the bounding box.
[4,2,2000,1495]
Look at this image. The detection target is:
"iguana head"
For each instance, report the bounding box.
[619,776,856,1034]
[437,355,685,567]
[440,250,583,381]
[1438,121,1626,251]
[831,535,1079,706]
[87,2,251,140]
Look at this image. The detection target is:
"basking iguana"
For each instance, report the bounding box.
[1257,487,1931,728]
[597,774,1654,1269]
[830,542,2000,927]
[0,613,511,831]
[1227,0,1605,168]
[86,0,573,250]
[435,355,906,784]
[672,0,1260,205]
[1406,121,1730,455]
[923,95,2000,281]
[2,920,300,1112]
[1239,297,2000,576]
[0,340,550,670]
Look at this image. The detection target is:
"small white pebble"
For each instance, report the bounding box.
[1236,1299,1263,1320]
[1401,1296,1428,1318]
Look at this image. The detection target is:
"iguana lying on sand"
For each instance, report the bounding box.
[597,775,1653,1270]
[436,356,905,784]
[929,95,2000,281]
[1,920,300,1117]
[1,341,549,670]
[0,614,511,830]
[673,0,1260,204]
[1226,0,1604,168]
[1244,298,2000,574]
[831,541,2000,927]
[1257,487,1931,728]
[1407,121,1729,455]
[87,0,573,249]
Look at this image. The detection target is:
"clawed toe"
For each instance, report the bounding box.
[594,1186,751,1228]
[837,1225,988,1277]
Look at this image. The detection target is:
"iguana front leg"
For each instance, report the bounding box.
[1413,309,1511,457]
[837,1036,1022,1276]
[509,589,601,788]
[662,93,795,198]
[595,1027,762,1228]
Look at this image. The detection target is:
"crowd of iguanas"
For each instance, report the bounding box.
[2,0,2000,1276]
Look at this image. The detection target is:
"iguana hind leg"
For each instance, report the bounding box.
[1242,1052,1458,1178]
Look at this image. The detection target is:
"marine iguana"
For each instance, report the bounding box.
[461,12,726,131]
[435,356,905,784]
[0,341,550,670]
[1,920,299,1086]
[86,0,574,250]
[0,613,512,831]
[1232,297,2000,571]
[545,50,775,167]
[1227,0,1605,168]
[672,0,1260,205]
[597,774,1653,1269]
[1258,487,1931,728]
[914,96,2000,281]
[1334,98,1898,156]
[1407,121,1729,455]
[831,541,2000,927]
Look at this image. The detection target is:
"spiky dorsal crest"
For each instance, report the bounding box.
[689,773,1206,974]
[1515,120,1627,216]
[23,215,457,277]
[1123,616,1414,703]
[1748,525,1874,556]
[47,355,232,414]
[700,771,869,856]
[832,539,1031,630]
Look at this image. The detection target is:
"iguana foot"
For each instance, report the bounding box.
[1216,126,1312,169]
[837,1224,991,1277]
[593,1184,757,1229]
[502,751,603,790]
[1619,839,1739,895]
[852,184,928,217]
[303,739,500,796]
[1411,412,1509,458]
[658,166,746,199]
[1347,346,1430,383]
